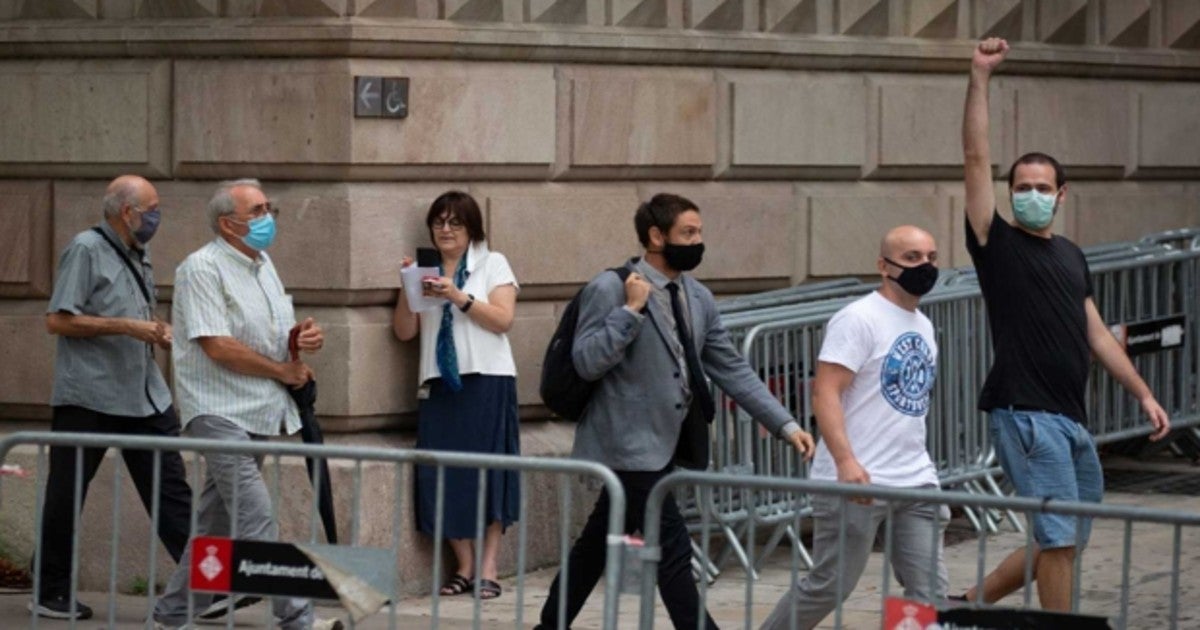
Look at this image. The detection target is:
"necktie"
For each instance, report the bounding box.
[666,282,715,422]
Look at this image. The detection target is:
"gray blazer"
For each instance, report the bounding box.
[570,259,798,471]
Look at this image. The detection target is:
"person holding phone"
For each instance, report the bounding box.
[392,191,521,600]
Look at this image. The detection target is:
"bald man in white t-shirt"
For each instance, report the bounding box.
[762,226,949,630]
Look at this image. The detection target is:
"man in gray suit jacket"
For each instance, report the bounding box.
[537,193,815,629]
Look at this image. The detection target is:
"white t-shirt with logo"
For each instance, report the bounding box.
[809,291,939,488]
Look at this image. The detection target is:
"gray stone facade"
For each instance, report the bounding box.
[1,0,1199,597]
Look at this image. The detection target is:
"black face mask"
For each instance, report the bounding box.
[884,257,938,296]
[662,242,705,272]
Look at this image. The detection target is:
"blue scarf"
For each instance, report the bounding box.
[435,252,469,392]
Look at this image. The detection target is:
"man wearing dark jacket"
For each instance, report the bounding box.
[536,193,815,629]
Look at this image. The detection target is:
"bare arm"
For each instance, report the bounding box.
[1084,298,1171,440]
[812,361,871,502]
[963,37,1009,245]
[46,312,170,348]
[449,284,517,335]
[197,336,310,388]
[392,293,419,341]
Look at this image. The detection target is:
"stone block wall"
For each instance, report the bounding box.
[0,50,1195,427]
[0,1,1198,431]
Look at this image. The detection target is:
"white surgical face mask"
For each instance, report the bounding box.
[1011,190,1056,230]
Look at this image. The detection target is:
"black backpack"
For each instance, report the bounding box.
[540,266,632,421]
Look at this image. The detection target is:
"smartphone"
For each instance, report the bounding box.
[416,247,440,268]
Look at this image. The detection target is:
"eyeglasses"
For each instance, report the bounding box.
[249,202,280,218]
[226,201,280,224]
[431,217,465,231]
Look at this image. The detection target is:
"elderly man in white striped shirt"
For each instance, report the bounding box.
[152,179,342,630]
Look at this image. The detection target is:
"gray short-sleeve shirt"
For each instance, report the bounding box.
[47,222,171,417]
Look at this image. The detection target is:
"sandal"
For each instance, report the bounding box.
[439,574,474,596]
[477,579,502,600]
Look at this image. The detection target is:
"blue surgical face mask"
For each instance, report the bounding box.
[132,207,161,244]
[1011,190,1057,230]
[241,214,277,251]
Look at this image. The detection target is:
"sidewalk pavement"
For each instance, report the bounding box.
[1,490,1196,629]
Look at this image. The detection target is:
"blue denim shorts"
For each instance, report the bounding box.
[988,407,1104,549]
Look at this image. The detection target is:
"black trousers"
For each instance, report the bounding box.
[538,467,718,630]
[34,405,194,598]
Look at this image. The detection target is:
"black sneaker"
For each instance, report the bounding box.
[27,595,94,620]
[197,594,262,620]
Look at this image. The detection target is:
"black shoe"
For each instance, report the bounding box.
[28,595,94,620]
[197,594,262,620]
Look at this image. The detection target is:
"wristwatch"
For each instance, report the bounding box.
[459,294,475,313]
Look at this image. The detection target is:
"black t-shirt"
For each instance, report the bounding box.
[966,211,1094,423]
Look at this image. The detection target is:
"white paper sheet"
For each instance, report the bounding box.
[400,265,447,312]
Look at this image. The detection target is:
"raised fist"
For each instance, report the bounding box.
[972,37,1010,75]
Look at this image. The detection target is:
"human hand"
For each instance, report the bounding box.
[624,272,651,311]
[972,37,1009,75]
[1141,396,1171,441]
[155,321,173,349]
[422,276,462,301]
[786,429,815,462]
[295,317,323,353]
[130,319,169,346]
[278,360,312,388]
[836,457,872,505]
[401,255,414,269]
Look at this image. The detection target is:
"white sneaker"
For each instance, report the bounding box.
[197,594,262,619]
[27,596,93,620]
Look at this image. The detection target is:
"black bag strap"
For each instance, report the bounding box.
[90,228,164,413]
[91,227,152,305]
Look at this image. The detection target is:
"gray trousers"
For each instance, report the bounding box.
[761,494,950,630]
[154,415,313,629]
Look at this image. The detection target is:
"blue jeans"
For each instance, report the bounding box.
[989,407,1103,549]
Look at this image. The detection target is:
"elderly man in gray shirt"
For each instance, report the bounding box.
[35,174,193,620]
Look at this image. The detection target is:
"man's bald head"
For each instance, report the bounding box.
[102,175,157,219]
[880,225,937,261]
[877,225,939,303]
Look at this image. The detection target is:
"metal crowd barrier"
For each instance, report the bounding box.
[1087,248,1200,443]
[716,279,871,316]
[698,228,1200,580]
[0,431,627,630]
[640,470,1200,630]
[1138,227,1200,251]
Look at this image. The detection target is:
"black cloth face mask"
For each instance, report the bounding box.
[883,257,938,296]
[662,242,705,272]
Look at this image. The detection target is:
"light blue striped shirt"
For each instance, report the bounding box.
[172,238,299,436]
